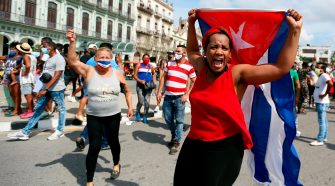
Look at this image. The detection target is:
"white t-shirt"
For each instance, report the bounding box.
[313,73,331,104]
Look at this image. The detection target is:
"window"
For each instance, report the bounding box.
[126,26,131,41]
[97,0,102,8]
[96,17,102,33]
[109,0,113,10]
[146,19,150,29]
[127,3,131,17]
[154,22,158,30]
[66,8,74,29]
[155,5,158,12]
[47,2,57,29]
[137,16,141,27]
[82,12,89,35]
[0,0,11,12]
[108,20,113,37]
[118,23,122,41]
[25,0,36,25]
[119,0,123,13]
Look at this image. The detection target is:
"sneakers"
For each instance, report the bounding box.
[8,131,29,140]
[135,113,141,122]
[67,95,76,102]
[143,117,148,124]
[309,140,324,146]
[20,111,34,119]
[154,106,160,112]
[296,130,301,137]
[75,137,85,150]
[169,142,180,155]
[47,130,64,141]
[101,145,110,150]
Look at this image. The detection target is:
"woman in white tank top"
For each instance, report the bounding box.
[66,30,133,186]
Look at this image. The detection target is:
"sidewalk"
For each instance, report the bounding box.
[0,84,191,132]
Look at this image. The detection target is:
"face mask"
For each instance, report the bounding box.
[97,60,111,68]
[89,51,96,57]
[8,51,16,57]
[41,48,49,55]
[143,58,150,64]
[175,53,183,60]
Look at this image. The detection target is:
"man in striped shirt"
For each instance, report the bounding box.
[157,45,197,155]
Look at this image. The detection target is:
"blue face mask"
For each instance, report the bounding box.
[41,47,49,55]
[97,60,111,68]
[8,51,17,57]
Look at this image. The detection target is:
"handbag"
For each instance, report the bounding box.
[144,65,156,90]
[39,72,52,83]
[144,80,155,90]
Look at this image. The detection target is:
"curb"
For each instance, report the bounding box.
[0,108,191,132]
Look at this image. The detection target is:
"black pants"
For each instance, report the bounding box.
[86,113,121,182]
[174,134,244,186]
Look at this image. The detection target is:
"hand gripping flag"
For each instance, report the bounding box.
[197,9,302,186]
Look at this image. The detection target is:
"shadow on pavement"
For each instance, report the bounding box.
[295,136,335,150]
[105,178,139,186]
[35,153,112,185]
[132,130,166,145]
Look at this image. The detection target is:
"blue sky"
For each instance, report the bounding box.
[169,0,335,51]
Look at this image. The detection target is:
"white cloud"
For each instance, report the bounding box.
[197,0,335,49]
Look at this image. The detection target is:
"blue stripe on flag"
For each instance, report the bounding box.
[249,87,271,183]
[198,19,211,36]
[269,18,302,186]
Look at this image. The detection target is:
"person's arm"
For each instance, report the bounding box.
[66,29,90,78]
[233,9,303,86]
[157,71,167,103]
[117,70,133,118]
[182,76,196,103]
[151,65,156,83]
[294,78,301,105]
[320,78,333,99]
[0,55,7,61]
[187,9,204,72]
[22,55,31,76]
[133,63,145,84]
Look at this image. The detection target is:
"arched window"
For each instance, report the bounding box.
[118,23,122,41]
[126,26,131,41]
[25,0,36,25]
[82,12,89,35]
[66,7,74,29]
[108,20,113,39]
[96,17,102,37]
[47,2,57,29]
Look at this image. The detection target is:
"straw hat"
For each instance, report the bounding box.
[16,43,32,54]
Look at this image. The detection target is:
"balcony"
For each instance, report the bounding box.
[137,3,153,15]
[162,16,173,24]
[154,11,162,18]
[153,30,161,38]
[95,32,101,38]
[136,26,153,36]
[0,11,11,20]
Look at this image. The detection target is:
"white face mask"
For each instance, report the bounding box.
[175,53,183,60]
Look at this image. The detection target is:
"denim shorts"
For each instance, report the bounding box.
[21,83,33,95]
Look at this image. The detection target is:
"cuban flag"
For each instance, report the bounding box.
[197,9,302,185]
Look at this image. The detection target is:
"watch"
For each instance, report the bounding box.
[45,88,49,92]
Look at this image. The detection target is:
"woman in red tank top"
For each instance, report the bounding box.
[173,9,303,186]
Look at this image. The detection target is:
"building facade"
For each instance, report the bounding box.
[298,45,331,64]
[135,0,174,61]
[0,0,136,60]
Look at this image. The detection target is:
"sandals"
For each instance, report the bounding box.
[110,164,121,180]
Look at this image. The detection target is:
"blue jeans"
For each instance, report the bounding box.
[162,95,185,142]
[136,84,152,117]
[22,90,66,135]
[80,125,109,147]
[315,103,329,142]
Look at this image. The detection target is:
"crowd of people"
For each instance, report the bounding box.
[0,8,330,186]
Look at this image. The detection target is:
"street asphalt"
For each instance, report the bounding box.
[0,80,334,185]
